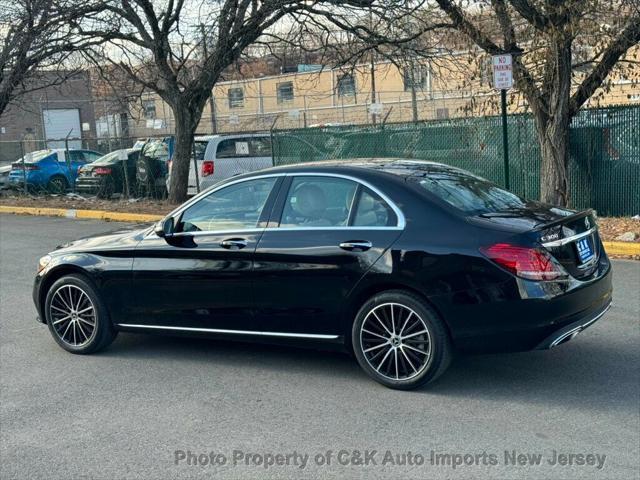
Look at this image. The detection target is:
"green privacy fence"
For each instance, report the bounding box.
[272,104,639,216]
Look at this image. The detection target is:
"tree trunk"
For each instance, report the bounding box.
[534,110,571,206]
[168,102,202,204]
[534,34,573,207]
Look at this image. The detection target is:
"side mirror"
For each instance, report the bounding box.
[155,217,174,238]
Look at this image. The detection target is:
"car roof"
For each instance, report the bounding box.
[252,158,464,178]
[194,133,269,142]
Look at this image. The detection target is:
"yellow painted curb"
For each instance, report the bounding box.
[0,205,163,223]
[603,241,640,256]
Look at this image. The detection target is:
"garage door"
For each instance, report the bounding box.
[42,109,82,149]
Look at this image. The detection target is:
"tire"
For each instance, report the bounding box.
[352,290,452,390]
[44,274,118,354]
[47,176,68,194]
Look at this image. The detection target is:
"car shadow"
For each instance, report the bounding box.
[100,331,639,414]
[427,338,639,414]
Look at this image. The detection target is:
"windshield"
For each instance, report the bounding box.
[410,168,527,215]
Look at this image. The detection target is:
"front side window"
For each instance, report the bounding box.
[179,177,277,233]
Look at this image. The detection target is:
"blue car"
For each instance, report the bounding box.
[8,149,103,193]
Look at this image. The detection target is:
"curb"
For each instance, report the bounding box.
[1,205,639,256]
[602,241,640,256]
[0,205,163,223]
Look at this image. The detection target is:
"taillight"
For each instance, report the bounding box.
[167,159,172,172]
[480,243,567,281]
[94,167,112,175]
[201,160,214,177]
[12,163,39,170]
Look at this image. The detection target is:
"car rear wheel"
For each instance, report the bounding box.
[352,290,452,390]
[45,274,117,354]
[47,176,68,194]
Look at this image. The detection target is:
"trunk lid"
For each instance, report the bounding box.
[470,204,602,280]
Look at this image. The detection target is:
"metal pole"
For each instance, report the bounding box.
[19,136,28,195]
[501,89,510,190]
[192,138,200,194]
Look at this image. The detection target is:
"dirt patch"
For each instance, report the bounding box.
[0,193,173,216]
[596,217,640,242]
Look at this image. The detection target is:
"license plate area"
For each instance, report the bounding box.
[575,236,595,264]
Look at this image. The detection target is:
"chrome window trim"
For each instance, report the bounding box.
[152,170,406,238]
[117,323,339,340]
[542,226,598,247]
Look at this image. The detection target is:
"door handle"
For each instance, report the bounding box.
[220,238,248,250]
[339,240,372,252]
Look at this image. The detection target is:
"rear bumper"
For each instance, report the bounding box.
[76,178,103,193]
[443,262,613,353]
[534,300,611,349]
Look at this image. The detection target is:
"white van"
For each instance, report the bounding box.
[168,133,273,195]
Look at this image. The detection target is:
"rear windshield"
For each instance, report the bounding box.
[91,150,138,165]
[16,150,55,163]
[410,169,526,215]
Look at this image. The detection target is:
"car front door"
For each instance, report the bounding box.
[252,174,404,337]
[128,175,282,332]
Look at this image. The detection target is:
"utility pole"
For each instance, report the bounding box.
[200,24,217,134]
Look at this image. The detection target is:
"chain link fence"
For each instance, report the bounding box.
[271,104,640,216]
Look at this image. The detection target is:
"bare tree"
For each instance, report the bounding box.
[0,0,104,116]
[430,0,640,206]
[81,0,399,203]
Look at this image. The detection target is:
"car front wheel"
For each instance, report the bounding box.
[44,274,117,354]
[352,290,452,390]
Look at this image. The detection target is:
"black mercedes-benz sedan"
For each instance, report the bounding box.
[33,159,612,389]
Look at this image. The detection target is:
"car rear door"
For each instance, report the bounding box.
[251,173,404,336]
[129,175,282,332]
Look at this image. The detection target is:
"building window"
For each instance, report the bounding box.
[277,82,294,104]
[228,88,244,109]
[142,100,156,119]
[337,73,356,97]
[403,66,427,91]
[436,108,449,119]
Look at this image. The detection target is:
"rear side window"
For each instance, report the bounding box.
[352,188,397,227]
[281,177,357,227]
[216,138,251,158]
[193,141,208,160]
[279,177,398,228]
[411,169,525,215]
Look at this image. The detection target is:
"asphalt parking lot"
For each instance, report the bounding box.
[1,214,639,480]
